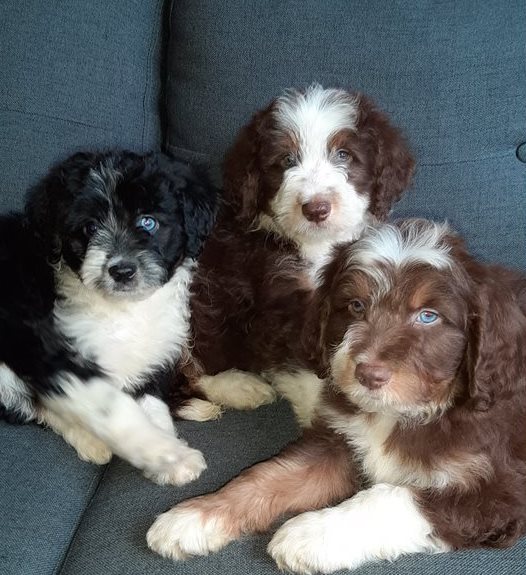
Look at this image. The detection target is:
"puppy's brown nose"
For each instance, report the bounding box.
[355,363,392,390]
[301,199,331,223]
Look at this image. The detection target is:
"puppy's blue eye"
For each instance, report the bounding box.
[336,149,351,161]
[416,310,439,325]
[137,216,159,234]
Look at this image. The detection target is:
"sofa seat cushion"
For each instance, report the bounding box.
[56,402,299,574]
[47,402,526,575]
[0,422,105,575]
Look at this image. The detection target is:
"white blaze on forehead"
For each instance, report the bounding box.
[257,85,368,259]
[274,84,359,163]
[348,221,453,272]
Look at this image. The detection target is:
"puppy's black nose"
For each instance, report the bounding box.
[108,261,137,283]
[355,363,392,390]
[302,199,331,223]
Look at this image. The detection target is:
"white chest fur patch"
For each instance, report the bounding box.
[54,261,194,390]
[0,364,36,420]
[321,405,492,490]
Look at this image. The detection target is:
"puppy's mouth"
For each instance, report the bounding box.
[292,209,342,241]
[341,368,450,422]
[302,216,334,232]
[97,273,159,300]
[107,279,145,296]
[343,376,399,416]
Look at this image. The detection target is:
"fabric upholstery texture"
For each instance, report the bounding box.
[56,403,526,575]
[1,1,525,574]
[166,0,526,269]
[0,423,104,575]
[58,403,300,575]
[0,0,164,212]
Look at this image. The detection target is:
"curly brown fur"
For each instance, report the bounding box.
[152,219,526,572]
[310,219,526,550]
[171,85,414,416]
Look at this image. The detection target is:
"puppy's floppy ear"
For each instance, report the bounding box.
[354,95,414,220]
[302,293,331,379]
[25,151,99,263]
[301,246,349,379]
[179,166,219,259]
[222,105,272,225]
[465,276,526,411]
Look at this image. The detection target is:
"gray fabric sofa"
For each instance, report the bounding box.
[1,1,525,574]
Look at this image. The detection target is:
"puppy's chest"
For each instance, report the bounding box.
[322,407,456,490]
[336,412,404,485]
[55,271,191,388]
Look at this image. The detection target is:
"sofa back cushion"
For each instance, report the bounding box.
[166,0,526,269]
[0,0,165,212]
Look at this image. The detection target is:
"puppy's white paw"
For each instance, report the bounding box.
[269,369,323,428]
[268,511,341,574]
[147,503,233,560]
[269,485,448,574]
[176,398,224,422]
[199,370,277,411]
[228,377,277,410]
[144,445,207,486]
[38,408,112,464]
[72,432,113,465]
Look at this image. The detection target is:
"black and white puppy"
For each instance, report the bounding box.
[0,150,217,485]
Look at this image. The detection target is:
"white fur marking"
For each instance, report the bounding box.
[350,221,453,273]
[43,376,206,485]
[0,364,36,421]
[320,402,492,491]
[38,407,112,464]
[197,370,277,410]
[89,160,120,198]
[268,369,323,427]
[268,484,448,574]
[176,398,224,422]
[147,505,233,560]
[54,261,194,391]
[138,393,177,434]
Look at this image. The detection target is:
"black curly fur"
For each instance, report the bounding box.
[0,149,217,422]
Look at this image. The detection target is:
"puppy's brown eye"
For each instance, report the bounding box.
[349,299,366,315]
[282,153,298,169]
[336,149,351,161]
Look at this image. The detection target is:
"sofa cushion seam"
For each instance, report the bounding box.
[141,0,165,150]
[53,464,110,575]
[419,150,517,168]
[0,107,107,131]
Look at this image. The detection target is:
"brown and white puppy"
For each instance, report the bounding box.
[223,84,413,268]
[174,84,414,422]
[150,219,526,573]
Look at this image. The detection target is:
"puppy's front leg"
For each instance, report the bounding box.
[268,484,449,574]
[147,424,356,560]
[38,407,113,464]
[196,369,277,411]
[42,376,206,485]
